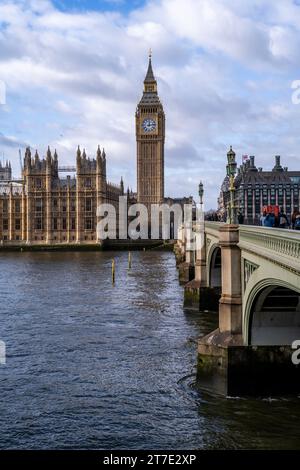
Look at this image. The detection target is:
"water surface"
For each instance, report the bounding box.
[0,251,299,449]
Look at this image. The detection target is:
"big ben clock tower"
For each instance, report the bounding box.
[136,52,165,209]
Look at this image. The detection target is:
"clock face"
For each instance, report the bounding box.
[142,118,156,132]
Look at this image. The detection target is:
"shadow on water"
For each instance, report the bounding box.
[183,308,218,338]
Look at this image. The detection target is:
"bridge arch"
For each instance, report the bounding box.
[244,279,300,346]
[207,244,222,289]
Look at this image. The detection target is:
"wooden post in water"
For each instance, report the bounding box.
[112,258,115,284]
[128,251,132,269]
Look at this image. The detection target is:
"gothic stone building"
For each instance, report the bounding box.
[0,146,123,245]
[218,150,300,224]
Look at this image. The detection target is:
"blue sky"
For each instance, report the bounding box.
[1,0,300,208]
[53,0,146,14]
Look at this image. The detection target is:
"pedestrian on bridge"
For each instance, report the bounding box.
[260,210,267,226]
[238,211,244,224]
[278,210,289,229]
[294,214,300,230]
[263,212,275,228]
[292,208,300,229]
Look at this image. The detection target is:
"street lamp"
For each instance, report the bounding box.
[226,146,237,224]
[198,181,204,230]
[198,181,204,206]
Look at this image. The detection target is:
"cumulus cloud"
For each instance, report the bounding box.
[0,0,300,208]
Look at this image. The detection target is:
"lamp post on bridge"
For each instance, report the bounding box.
[226,146,237,224]
[198,180,204,227]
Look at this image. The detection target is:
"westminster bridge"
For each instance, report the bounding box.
[175,222,300,396]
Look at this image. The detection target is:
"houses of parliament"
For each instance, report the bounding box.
[0,55,188,245]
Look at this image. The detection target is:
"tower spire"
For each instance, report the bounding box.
[144,50,155,84]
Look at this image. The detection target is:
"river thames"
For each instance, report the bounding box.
[0,250,299,449]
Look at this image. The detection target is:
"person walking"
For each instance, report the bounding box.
[278,210,289,229]
[260,210,267,226]
[292,208,300,229]
[237,211,244,224]
[263,212,275,228]
[294,214,300,230]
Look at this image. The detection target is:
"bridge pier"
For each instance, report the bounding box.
[183,224,219,310]
[218,225,242,335]
[178,222,195,284]
[197,225,244,393]
[178,255,194,284]
[174,224,185,266]
[197,332,300,396]
[174,242,185,267]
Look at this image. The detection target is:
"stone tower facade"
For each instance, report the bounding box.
[0,161,11,181]
[136,54,165,209]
